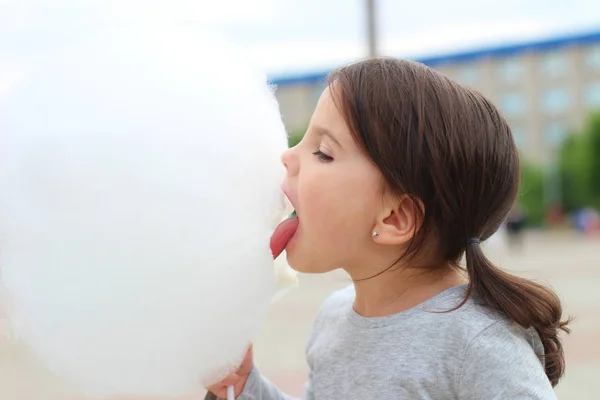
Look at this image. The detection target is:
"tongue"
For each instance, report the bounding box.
[270,217,299,259]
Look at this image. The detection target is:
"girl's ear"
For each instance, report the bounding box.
[372,194,423,246]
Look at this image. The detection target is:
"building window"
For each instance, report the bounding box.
[584,45,600,71]
[456,65,479,86]
[544,122,568,147]
[541,88,570,114]
[511,125,528,150]
[497,58,523,83]
[584,81,600,109]
[540,51,567,77]
[500,92,526,116]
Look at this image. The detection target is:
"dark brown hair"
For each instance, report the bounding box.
[328,57,570,387]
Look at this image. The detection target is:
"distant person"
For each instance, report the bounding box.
[546,204,564,227]
[207,58,568,399]
[506,204,526,251]
[573,207,600,234]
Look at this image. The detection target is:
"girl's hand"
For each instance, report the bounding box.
[206,345,254,399]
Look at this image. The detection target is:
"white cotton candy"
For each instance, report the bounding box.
[0,22,290,398]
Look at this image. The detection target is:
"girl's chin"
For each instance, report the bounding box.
[285,250,310,274]
[286,252,334,275]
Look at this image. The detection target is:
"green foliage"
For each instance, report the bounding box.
[558,111,600,211]
[559,133,591,211]
[517,161,546,226]
[587,113,600,206]
[287,128,306,148]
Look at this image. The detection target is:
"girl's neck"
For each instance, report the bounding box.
[349,264,465,318]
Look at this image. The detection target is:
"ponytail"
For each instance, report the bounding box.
[463,242,570,387]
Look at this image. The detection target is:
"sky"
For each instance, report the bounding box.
[218,0,600,76]
[1,0,600,81]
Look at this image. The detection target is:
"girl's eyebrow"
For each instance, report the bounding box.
[314,126,343,149]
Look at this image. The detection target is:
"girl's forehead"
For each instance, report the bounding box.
[313,88,348,129]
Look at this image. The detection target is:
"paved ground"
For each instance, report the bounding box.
[0,230,598,399]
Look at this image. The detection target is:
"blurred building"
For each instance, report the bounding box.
[270,29,600,164]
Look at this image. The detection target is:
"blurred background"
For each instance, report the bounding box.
[235,1,600,398]
[1,0,599,399]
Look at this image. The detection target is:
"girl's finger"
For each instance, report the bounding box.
[219,372,242,387]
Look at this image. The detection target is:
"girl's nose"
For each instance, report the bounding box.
[281,147,299,175]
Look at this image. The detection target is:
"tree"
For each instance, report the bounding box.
[559,133,591,211]
[287,129,305,148]
[587,113,600,207]
[518,161,546,226]
[559,111,600,211]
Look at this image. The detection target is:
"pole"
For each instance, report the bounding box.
[366,0,378,58]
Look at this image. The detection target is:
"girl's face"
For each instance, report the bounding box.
[281,87,390,274]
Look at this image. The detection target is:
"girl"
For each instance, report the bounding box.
[207,57,569,399]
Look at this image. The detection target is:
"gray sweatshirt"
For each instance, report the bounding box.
[234,284,557,399]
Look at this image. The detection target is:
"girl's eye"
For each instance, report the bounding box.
[312,150,334,162]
